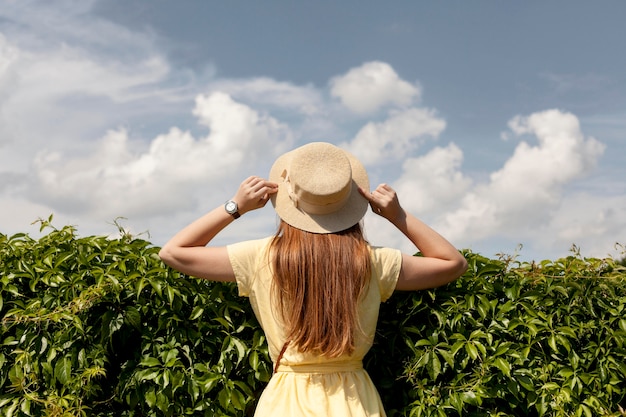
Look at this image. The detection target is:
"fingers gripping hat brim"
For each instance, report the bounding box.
[269,142,370,234]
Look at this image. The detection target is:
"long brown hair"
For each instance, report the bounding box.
[269,220,371,358]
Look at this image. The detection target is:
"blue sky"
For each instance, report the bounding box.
[1,0,625,261]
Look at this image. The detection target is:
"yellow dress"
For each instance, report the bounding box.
[227,237,402,417]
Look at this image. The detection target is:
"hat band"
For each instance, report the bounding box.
[283,171,351,215]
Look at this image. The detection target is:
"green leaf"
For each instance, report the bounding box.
[145,388,156,407]
[449,392,463,414]
[466,343,479,361]
[4,399,18,417]
[135,369,159,381]
[54,357,71,385]
[541,382,560,392]
[190,306,204,321]
[166,285,175,305]
[218,387,230,410]
[493,357,511,377]
[150,280,163,297]
[249,350,260,371]
[438,348,455,367]
[230,337,248,366]
[140,356,161,367]
[428,353,441,381]
[460,391,479,406]
[20,398,30,415]
[124,306,142,329]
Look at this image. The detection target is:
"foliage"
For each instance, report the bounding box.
[1,218,269,416]
[1,219,625,416]
[372,248,626,417]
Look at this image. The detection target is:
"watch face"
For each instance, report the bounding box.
[226,201,237,213]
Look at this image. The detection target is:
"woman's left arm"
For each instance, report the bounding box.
[158,176,278,281]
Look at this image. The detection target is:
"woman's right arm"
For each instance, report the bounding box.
[158,176,277,281]
[359,184,468,291]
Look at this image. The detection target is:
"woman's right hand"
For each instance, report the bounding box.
[232,176,279,215]
[359,183,405,225]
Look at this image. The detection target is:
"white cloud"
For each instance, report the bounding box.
[502,109,605,191]
[342,107,445,165]
[546,192,626,259]
[437,109,606,244]
[30,92,293,219]
[208,77,324,116]
[0,12,198,180]
[0,2,207,136]
[330,61,421,114]
[393,143,472,214]
[192,91,293,153]
[362,110,617,260]
[15,47,168,102]
[540,72,610,94]
[206,77,354,146]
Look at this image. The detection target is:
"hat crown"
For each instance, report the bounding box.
[285,144,352,215]
[269,142,369,234]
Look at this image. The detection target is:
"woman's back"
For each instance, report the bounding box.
[228,234,402,366]
[270,221,372,358]
[228,235,402,416]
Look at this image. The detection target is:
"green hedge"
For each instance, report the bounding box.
[1,219,625,416]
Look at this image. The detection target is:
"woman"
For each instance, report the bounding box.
[159,142,467,416]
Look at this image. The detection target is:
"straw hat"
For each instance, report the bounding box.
[269,142,370,234]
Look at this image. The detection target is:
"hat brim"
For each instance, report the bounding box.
[269,146,370,234]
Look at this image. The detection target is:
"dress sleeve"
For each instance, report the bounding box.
[370,246,402,302]
[227,237,271,297]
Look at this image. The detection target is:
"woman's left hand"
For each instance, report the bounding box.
[232,176,279,215]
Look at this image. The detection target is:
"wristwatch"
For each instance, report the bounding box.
[224,200,240,219]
